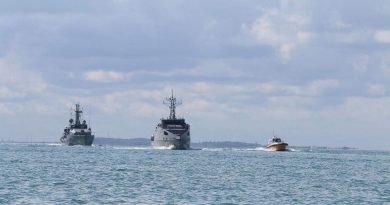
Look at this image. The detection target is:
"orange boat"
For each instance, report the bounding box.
[266,135,288,151]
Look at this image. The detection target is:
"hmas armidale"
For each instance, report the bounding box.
[60,104,94,146]
[151,91,190,150]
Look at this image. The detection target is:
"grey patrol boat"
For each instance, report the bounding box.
[151,91,190,150]
[60,104,94,146]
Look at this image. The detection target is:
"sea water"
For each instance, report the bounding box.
[0,143,389,204]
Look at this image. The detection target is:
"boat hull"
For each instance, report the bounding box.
[151,127,190,150]
[61,134,94,146]
[266,143,288,151]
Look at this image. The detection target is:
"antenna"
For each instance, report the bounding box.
[273,129,278,138]
[163,89,182,119]
[75,103,83,125]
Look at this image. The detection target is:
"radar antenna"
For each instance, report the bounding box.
[163,90,182,119]
[75,103,83,125]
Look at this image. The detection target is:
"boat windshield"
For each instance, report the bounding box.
[272,137,282,142]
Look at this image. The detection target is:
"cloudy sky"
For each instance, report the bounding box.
[1,0,390,150]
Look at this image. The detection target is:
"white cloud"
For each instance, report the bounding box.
[379,58,390,78]
[185,99,210,110]
[266,96,317,109]
[353,55,370,72]
[90,88,167,116]
[297,31,311,43]
[0,104,12,114]
[0,86,24,98]
[367,84,386,96]
[136,61,248,79]
[78,79,339,118]
[0,100,66,115]
[0,58,47,95]
[250,79,339,96]
[248,8,311,59]
[320,97,390,122]
[280,43,295,59]
[183,61,247,78]
[282,79,340,96]
[83,70,127,83]
[336,31,372,44]
[374,30,390,43]
[332,20,352,30]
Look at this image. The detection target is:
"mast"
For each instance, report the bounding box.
[163,90,182,119]
[75,103,83,125]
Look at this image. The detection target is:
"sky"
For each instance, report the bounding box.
[1,0,390,150]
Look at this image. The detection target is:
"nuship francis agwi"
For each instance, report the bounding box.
[151,91,190,150]
[60,104,94,146]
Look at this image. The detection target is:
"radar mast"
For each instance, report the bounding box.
[163,90,182,119]
[75,103,83,125]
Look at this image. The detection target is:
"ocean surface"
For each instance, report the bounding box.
[0,143,389,204]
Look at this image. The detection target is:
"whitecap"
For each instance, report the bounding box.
[112,146,152,150]
[46,143,62,146]
[152,145,176,150]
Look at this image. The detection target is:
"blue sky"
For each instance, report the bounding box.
[1,0,390,150]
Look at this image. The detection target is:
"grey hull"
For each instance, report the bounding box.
[151,124,190,150]
[61,134,94,146]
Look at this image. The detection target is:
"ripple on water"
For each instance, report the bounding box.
[0,143,389,204]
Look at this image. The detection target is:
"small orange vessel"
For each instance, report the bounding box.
[266,134,288,151]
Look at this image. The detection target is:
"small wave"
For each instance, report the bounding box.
[112,146,152,150]
[70,145,85,147]
[201,148,227,152]
[230,148,267,151]
[46,143,62,146]
[189,148,202,150]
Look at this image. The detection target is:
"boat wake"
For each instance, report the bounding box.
[227,147,273,152]
[253,147,300,152]
[201,148,228,152]
[152,145,176,150]
[200,147,286,152]
[254,147,274,152]
[46,143,62,146]
[112,146,152,150]
[109,146,301,152]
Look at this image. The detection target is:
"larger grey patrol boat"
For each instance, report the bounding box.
[151,91,190,150]
[60,104,94,146]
